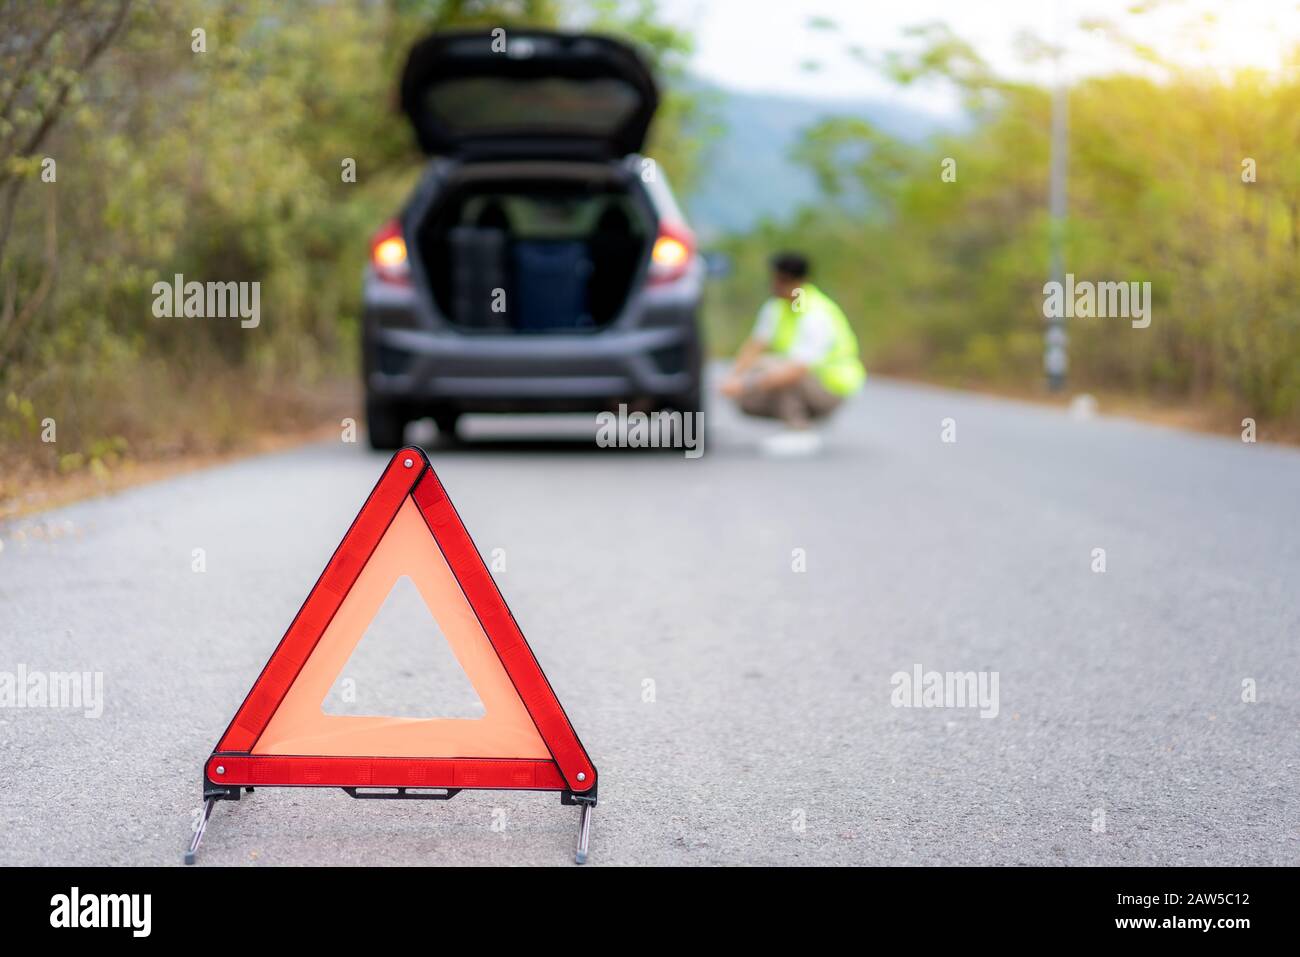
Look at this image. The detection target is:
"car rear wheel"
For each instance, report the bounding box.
[432,408,462,441]
[366,396,408,450]
[663,386,702,420]
[662,332,704,421]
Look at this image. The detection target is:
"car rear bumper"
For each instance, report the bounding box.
[365,322,698,412]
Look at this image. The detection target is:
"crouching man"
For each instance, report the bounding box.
[720,252,864,449]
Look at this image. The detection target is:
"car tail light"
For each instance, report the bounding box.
[370,219,410,285]
[648,222,694,285]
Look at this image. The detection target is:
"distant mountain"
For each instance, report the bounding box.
[681,83,950,238]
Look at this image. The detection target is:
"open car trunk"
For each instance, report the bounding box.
[415,165,655,333]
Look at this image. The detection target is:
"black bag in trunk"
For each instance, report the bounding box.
[448,226,512,330]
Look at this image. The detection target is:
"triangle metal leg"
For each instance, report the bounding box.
[184,797,216,865]
[575,800,593,865]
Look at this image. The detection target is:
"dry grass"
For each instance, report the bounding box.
[1,372,356,523]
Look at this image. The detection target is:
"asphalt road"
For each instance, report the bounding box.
[2,378,1297,866]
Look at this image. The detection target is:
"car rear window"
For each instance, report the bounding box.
[421,77,643,140]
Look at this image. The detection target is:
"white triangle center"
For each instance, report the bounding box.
[323,575,485,719]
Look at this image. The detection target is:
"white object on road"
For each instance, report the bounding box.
[1069,393,1098,420]
[760,430,824,458]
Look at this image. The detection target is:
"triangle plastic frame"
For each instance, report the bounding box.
[188,447,597,864]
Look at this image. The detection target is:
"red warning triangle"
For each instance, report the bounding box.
[204,447,596,797]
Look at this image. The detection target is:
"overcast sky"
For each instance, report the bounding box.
[653,0,1300,115]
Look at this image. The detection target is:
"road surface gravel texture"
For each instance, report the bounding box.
[1,378,1296,865]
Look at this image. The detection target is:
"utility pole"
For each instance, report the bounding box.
[1045,0,1069,391]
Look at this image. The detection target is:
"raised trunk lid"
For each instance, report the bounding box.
[400,30,659,159]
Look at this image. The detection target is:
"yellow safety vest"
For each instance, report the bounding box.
[768,284,865,396]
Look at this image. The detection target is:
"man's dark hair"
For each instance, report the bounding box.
[770,251,810,279]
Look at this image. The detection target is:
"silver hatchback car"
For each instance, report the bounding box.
[361,29,705,448]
